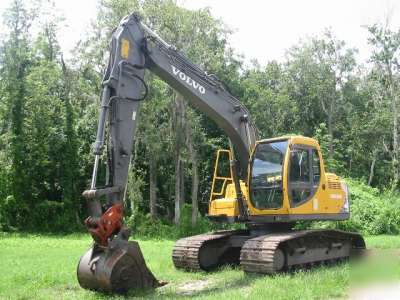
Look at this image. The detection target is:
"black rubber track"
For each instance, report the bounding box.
[172,230,243,271]
[240,229,366,274]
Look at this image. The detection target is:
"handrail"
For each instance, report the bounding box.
[209,149,233,202]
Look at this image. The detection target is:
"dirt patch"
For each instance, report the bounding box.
[176,279,214,295]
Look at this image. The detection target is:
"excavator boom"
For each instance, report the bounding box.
[78,13,258,293]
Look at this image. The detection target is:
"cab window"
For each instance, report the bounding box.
[288,146,321,207]
[312,149,321,186]
[250,140,288,209]
[289,149,310,182]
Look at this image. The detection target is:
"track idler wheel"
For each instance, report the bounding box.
[77,238,162,294]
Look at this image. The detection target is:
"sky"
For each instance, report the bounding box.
[0,0,399,65]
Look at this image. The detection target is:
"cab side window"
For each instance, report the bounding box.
[289,147,322,207]
[312,149,321,186]
[289,149,311,206]
[289,149,310,182]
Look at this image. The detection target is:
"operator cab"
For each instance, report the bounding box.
[208,136,349,223]
[249,136,322,211]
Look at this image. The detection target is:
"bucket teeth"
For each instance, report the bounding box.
[77,239,162,294]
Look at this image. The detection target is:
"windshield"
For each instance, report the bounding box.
[250,140,288,209]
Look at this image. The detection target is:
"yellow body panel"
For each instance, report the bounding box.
[289,173,346,215]
[209,183,244,216]
[208,135,349,221]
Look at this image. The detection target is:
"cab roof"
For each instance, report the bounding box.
[256,135,320,148]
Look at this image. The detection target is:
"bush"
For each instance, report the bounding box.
[345,179,400,234]
[176,204,216,237]
[0,195,79,233]
[309,179,400,235]
[0,195,18,231]
[33,200,69,232]
[126,210,173,239]
[126,204,239,239]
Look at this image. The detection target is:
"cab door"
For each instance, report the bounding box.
[288,145,321,208]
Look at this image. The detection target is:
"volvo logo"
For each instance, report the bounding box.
[171,65,206,94]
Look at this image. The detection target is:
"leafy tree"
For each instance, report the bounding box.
[367,23,400,190]
[2,0,400,233]
[284,31,357,171]
[0,0,36,228]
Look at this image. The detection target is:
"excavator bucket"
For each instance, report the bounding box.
[77,238,161,294]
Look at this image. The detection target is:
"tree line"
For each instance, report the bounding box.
[0,0,399,232]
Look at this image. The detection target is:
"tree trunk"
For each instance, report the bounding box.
[191,155,199,227]
[174,156,182,224]
[186,120,199,227]
[391,90,399,189]
[174,93,185,224]
[60,56,79,226]
[186,118,199,227]
[180,160,185,209]
[149,156,157,219]
[327,107,334,161]
[174,137,182,224]
[387,67,399,190]
[348,152,353,174]
[368,149,378,186]
[320,97,335,163]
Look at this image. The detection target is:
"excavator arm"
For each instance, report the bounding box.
[78,13,257,293]
[84,13,258,243]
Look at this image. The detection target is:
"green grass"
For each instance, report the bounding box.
[362,235,400,249]
[0,233,399,300]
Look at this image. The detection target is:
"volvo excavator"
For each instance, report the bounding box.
[77,13,366,293]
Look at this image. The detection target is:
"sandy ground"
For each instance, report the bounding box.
[176,279,214,296]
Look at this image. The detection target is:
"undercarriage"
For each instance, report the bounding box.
[172,226,366,273]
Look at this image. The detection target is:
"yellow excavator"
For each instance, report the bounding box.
[77,13,365,293]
